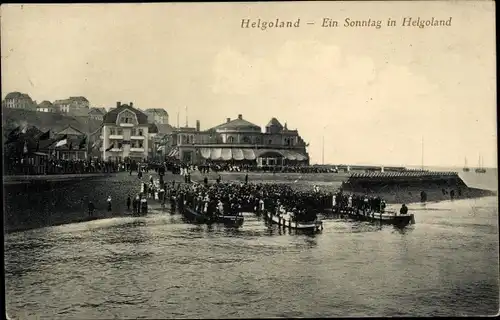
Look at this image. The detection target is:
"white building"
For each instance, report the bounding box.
[101,102,150,162]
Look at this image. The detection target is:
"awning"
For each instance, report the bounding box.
[242,149,256,160]
[210,148,222,160]
[221,148,232,161]
[295,152,308,161]
[200,148,211,159]
[282,150,297,161]
[232,148,244,161]
[167,148,179,158]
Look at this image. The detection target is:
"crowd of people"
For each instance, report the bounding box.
[332,191,387,214]
[4,155,167,176]
[164,160,341,175]
[161,180,334,223]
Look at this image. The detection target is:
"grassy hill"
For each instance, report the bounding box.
[2,108,102,134]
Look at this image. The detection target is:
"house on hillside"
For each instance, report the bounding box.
[37,101,57,113]
[54,96,90,116]
[143,108,169,125]
[88,107,107,121]
[102,101,149,162]
[2,92,37,110]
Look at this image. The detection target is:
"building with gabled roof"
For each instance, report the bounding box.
[88,107,107,121]
[101,101,150,161]
[2,92,37,110]
[37,100,57,113]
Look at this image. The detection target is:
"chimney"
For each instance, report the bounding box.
[130,102,133,108]
[226,118,231,123]
[116,101,121,108]
[196,120,200,132]
[238,114,242,120]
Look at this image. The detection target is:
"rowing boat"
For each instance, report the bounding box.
[183,207,244,227]
[330,207,415,226]
[263,210,323,232]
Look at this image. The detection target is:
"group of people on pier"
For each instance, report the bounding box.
[162,181,332,223]
[163,160,342,175]
[332,192,387,214]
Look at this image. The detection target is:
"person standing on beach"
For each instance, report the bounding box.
[107,196,112,212]
[127,195,131,211]
[88,201,95,217]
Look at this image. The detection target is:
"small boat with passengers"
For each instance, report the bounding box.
[263,207,323,232]
[330,206,415,227]
[182,206,244,227]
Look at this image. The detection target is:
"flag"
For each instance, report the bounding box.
[79,136,87,149]
[39,130,50,141]
[55,138,67,148]
[23,141,28,154]
[105,143,114,152]
[157,146,163,152]
[68,142,73,150]
[4,126,21,144]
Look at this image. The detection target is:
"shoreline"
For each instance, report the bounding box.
[4,171,496,234]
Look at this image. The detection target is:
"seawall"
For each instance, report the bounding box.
[341,172,497,204]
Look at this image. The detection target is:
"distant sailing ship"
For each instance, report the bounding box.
[475,155,486,173]
[463,157,470,172]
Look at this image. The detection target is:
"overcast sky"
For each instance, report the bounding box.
[1,2,496,167]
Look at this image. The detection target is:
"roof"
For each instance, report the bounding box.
[88,107,107,115]
[4,92,32,100]
[54,99,70,104]
[89,107,104,114]
[38,101,53,108]
[156,123,175,135]
[210,116,261,132]
[148,123,158,133]
[69,96,89,102]
[2,108,102,135]
[266,117,283,128]
[55,125,85,136]
[144,108,169,116]
[102,104,148,125]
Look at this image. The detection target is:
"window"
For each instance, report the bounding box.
[110,128,116,135]
[131,128,136,136]
[124,117,129,123]
[268,139,272,145]
[117,128,122,135]
[118,142,122,149]
[242,136,250,143]
[138,129,143,136]
[138,141,143,148]
[227,136,234,143]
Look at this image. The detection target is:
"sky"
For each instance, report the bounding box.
[1,2,496,167]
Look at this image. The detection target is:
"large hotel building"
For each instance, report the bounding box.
[163,114,309,166]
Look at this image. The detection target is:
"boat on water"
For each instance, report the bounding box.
[463,157,470,172]
[475,155,486,173]
[263,210,323,232]
[182,207,244,227]
[330,207,414,227]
